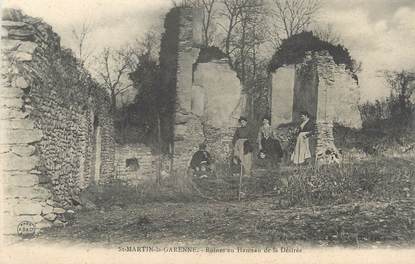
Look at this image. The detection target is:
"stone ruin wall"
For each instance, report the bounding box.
[160,7,242,175]
[115,144,157,185]
[1,9,115,233]
[270,51,362,163]
[192,60,241,167]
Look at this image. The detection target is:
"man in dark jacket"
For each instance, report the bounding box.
[232,116,253,177]
[190,143,212,177]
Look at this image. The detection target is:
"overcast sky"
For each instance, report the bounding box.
[3,0,415,101]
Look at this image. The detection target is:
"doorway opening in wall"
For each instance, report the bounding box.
[92,114,102,184]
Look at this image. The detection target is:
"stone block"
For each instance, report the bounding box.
[41,204,53,215]
[32,214,43,223]
[53,219,65,227]
[5,186,51,200]
[0,152,39,171]
[175,124,188,136]
[43,213,57,221]
[14,51,33,62]
[37,174,50,184]
[13,76,29,89]
[1,21,28,28]
[0,108,29,119]
[14,200,43,215]
[2,214,19,235]
[52,207,65,214]
[1,98,23,108]
[11,145,36,156]
[36,219,52,229]
[0,129,42,144]
[3,198,18,212]
[17,41,37,54]
[175,112,192,124]
[7,28,35,41]
[46,199,55,206]
[6,174,38,187]
[0,88,24,98]
[1,39,21,51]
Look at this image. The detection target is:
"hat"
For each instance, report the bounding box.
[238,116,248,122]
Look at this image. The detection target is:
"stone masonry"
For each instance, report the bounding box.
[115,144,157,185]
[1,9,115,234]
[159,7,242,175]
[270,51,362,163]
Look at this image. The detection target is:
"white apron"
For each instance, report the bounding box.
[234,139,252,176]
[291,132,311,165]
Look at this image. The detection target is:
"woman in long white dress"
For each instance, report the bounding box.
[291,111,314,165]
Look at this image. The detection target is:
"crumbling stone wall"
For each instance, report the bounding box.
[159,7,242,175]
[115,144,157,184]
[193,59,241,128]
[270,65,295,126]
[1,9,115,233]
[192,59,241,165]
[270,51,361,162]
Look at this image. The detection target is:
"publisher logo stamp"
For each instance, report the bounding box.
[17,221,36,239]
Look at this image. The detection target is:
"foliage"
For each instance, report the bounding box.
[268,31,356,74]
[114,9,179,149]
[354,73,415,155]
[383,70,415,118]
[83,178,201,209]
[196,46,228,63]
[274,157,415,208]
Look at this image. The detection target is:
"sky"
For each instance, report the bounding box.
[2,0,415,102]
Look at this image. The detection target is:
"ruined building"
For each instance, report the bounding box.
[1,9,115,232]
[269,36,362,162]
[159,7,242,175]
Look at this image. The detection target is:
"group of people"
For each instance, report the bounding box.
[190,111,314,178]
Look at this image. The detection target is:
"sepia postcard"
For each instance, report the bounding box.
[0,0,414,263]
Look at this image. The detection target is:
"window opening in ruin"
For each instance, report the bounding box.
[126,158,139,171]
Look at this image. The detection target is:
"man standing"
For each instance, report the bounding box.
[232,117,253,177]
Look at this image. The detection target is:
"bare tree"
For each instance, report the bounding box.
[218,0,244,57]
[314,23,341,45]
[94,47,133,110]
[124,28,161,72]
[188,0,217,47]
[233,0,266,85]
[351,59,363,75]
[269,0,321,47]
[71,21,94,66]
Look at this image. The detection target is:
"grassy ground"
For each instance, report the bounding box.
[36,197,414,247]
[30,154,415,248]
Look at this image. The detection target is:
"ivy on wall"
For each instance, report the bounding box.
[268,32,355,75]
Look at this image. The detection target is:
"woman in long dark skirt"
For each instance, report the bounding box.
[257,117,283,166]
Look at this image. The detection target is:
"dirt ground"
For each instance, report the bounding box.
[33,196,414,248]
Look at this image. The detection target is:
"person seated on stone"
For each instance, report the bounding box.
[256,150,271,170]
[190,143,212,177]
[257,117,283,167]
[291,111,315,165]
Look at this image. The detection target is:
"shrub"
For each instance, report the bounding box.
[273,158,414,208]
[196,46,228,64]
